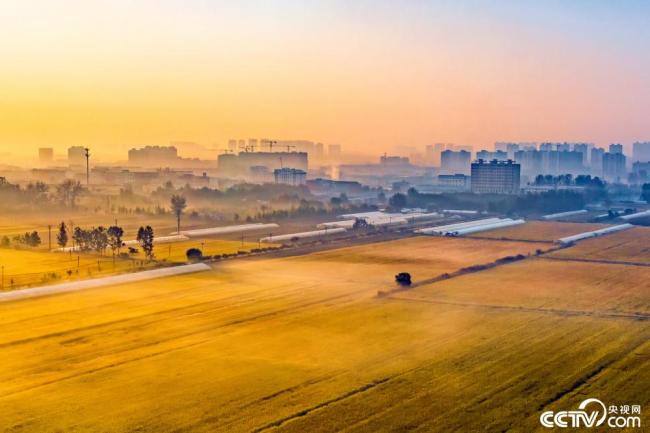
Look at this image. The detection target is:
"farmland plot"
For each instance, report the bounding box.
[0,236,647,432]
[469,221,608,242]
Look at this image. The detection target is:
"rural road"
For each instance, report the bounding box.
[0,263,212,303]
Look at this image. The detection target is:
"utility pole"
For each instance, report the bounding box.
[84,147,90,186]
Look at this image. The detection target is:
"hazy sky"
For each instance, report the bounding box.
[1,0,650,161]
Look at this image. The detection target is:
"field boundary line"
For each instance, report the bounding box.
[0,263,211,303]
[387,296,650,321]
[540,255,650,267]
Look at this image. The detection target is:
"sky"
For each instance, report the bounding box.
[1,0,650,162]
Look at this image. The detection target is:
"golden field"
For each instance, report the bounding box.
[0,239,266,290]
[0,235,647,432]
[469,221,608,242]
[135,238,266,262]
[550,226,650,263]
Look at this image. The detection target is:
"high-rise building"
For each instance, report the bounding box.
[68,146,86,167]
[273,168,307,186]
[632,141,650,162]
[476,150,508,161]
[440,150,471,175]
[471,160,520,194]
[328,144,342,159]
[602,152,626,182]
[590,147,605,177]
[128,146,179,166]
[39,148,54,164]
[218,151,308,177]
[609,143,624,154]
[514,149,543,181]
[314,142,324,159]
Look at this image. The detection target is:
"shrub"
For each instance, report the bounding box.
[186,248,203,261]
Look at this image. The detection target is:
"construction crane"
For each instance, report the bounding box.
[285,144,296,152]
[268,140,277,152]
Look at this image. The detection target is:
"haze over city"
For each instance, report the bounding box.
[2,0,650,163]
[1,2,649,432]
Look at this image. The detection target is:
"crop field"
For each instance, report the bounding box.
[0,248,143,289]
[134,238,267,262]
[0,236,647,432]
[0,238,270,290]
[549,226,650,264]
[393,257,650,316]
[469,221,608,242]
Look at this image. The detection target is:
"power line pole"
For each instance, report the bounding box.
[84,147,90,186]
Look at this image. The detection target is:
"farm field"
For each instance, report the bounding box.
[134,238,267,262]
[0,238,271,290]
[0,248,143,289]
[549,226,650,264]
[469,221,608,242]
[393,257,650,315]
[0,236,647,432]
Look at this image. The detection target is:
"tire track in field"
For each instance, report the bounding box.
[250,377,393,433]
[387,296,650,321]
[245,315,558,433]
[536,335,650,412]
[308,321,648,433]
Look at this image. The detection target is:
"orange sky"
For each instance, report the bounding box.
[1,1,650,163]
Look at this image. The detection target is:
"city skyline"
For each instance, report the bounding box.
[2,1,650,162]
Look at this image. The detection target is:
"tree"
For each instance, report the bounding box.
[352,218,369,230]
[56,222,68,248]
[137,226,155,260]
[73,227,86,250]
[642,183,650,203]
[107,226,124,256]
[186,248,203,262]
[90,227,109,254]
[395,272,412,286]
[56,180,84,208]
[107,226,124,253]
[388,193,407,210]
[170,195,187,234]
[16,231,41,248]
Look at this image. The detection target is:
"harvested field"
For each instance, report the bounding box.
[0,236,647,432]
[394,258,650,316]
[469,221,608,242]
[550,226,650,264]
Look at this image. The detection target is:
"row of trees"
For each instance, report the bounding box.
[388,187,594,216]
[0,177,85,209]
[56,222,155,259]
